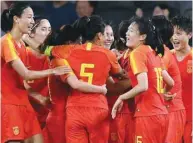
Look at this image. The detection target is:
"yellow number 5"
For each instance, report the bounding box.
[80,63,94,84]
[154,68,164,93]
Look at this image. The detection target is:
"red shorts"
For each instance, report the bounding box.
[108,113,134,143]
[183,121,192,143]
[43,112,66,143]
[166,109,186,143]
[134,114,168,143]
[65,107,109,143]
[2,104,41,143]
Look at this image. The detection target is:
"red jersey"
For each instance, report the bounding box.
[173,49,192,121]
[49,59,71,113]
[25,48,49,97]
[162,47,185,112]
[51,42,121,110]
[1,33,30,106]
[107,49,134,113]
[128,45,168,117]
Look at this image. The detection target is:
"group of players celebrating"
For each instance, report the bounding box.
[1,2,192,143]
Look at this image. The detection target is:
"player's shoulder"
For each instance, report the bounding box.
[130,45,149,56]
[1,33,10,45]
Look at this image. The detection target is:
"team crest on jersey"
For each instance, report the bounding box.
[13,126,20,135]
[187,60,192,73]
[111,132,118,141]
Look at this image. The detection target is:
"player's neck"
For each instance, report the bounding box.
[176,44,191,60]
[10,27,23,43]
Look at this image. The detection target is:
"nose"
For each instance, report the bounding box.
[31,17,35,25]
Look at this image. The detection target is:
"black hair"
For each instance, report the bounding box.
[129,16,164,56]
[73,15,106,41]
[114,20,131,51]
[171,15,192,34]
[1,2,31,32]
[151,15,173,45]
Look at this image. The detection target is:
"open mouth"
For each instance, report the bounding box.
[172,41,180,47]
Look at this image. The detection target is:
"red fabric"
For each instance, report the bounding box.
[128,45,168,117]
[166,109,186,143]
[174,50,192,121]
[134,114,168,143]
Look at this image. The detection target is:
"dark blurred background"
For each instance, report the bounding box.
[1,1,192,32]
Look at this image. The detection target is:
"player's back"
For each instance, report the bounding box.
[66,42,120,109]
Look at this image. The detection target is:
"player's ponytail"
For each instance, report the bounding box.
[146,19,165,56]
[73,15,105,41]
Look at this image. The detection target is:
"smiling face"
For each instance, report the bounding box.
[126,22,141,49]
[14,7,34,34]
[171,26,192,51]
[31,19,51,45]
[103,25,114,49]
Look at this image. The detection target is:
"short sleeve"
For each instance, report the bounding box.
[51,45,72,59]
[130,50,148,75]
[1,38,19,63]
[51,58,74,82]
[106,50,122,75]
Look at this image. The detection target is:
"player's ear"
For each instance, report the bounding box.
[97,32,104,41]
[140,34,147,41]
[188,32,192,40]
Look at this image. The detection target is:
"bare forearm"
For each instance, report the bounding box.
[25,69,53,80]
[26,88,45,104]
[67,76,104,94]
[119,85,144,100]
[76,81,104,93]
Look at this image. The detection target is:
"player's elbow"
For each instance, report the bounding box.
[141,84,148,92]
[139,82,148,92]
[70,80,81,90]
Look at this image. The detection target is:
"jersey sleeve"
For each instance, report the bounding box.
[51,58,74,82]
[130,50,148,75]
[106,50,122,75]
[51,45,72,59]
[1,38,19,63]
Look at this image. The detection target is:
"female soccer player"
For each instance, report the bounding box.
[1,2,71,143]
[23,22,108,143]
[103,22,114,49]
[106,21,134,143]
[152,15,186,143]
[22,18,52,130]
[40,15,125,143]
[112,17,174,143]
[171,16,192,143]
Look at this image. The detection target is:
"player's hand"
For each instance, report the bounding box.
[101,84,107,95]
[111,49,123,60]
[111,97,123,119]
[52,66,72,75]
[164,92,176,101]
[39,96,51,107]
[23,80,31,90]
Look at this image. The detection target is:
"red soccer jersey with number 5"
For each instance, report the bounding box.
[51,42,122,110]
[128,45,168,117]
